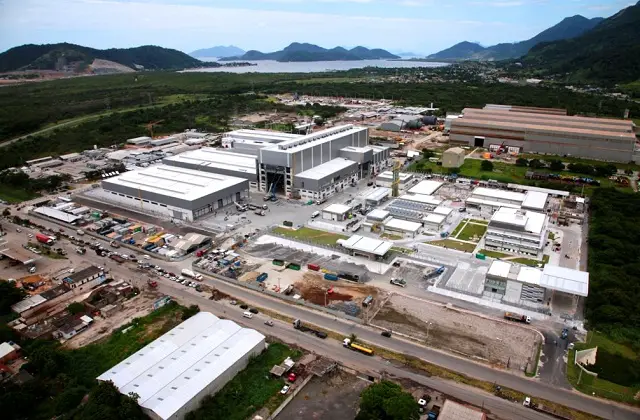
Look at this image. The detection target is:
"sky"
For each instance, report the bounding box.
[0,0,632,55]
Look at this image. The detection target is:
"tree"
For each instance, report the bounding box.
[515,158,529,167]
[549,160,565,171]
[625,168,633,176]
[2,208,9,217]
[422,149,435,159]
[71,380,147,420]
[528,159,545,169]
[181,304,200,320]
[480,160,494,171]
[356,381,419,420]
[67,302,85,315]
[0,281,26,316]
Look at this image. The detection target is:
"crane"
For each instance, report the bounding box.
[146,120,164,138]
[391,159,402,198]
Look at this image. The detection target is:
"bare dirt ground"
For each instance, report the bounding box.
[63,290,162,349]
[373,294,540,371]
[295,273,381,306]
[276,370,369,420]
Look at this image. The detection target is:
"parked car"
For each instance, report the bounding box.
[390,278,407,288]
[264,320,274,327]
[381,330,392,338]
[280,385,290,394]
[240,304,249,309]
[249,308,259,314]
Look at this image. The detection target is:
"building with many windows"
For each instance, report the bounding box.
[485,207,548,256]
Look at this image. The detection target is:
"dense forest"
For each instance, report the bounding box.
[586,189,640,348]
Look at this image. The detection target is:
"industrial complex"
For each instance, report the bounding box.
[450,104,638,162]
[97,312,265,420]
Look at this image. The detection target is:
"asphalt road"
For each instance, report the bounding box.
[157,284,559,420]
[15,214,640,420]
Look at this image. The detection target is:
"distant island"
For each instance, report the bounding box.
[189,45,245,58]
[220,42,400,62]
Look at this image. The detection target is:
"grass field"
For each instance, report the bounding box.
[0,184,39,203]
[457,223,488,242]
[427,239,477,252]
[511,254,550,267]
[408,158,630,194]
[186,342,302,420]
[272,226,348,246]
[450,221,466,238]
[381,233,403,240]
[478,249,510,258]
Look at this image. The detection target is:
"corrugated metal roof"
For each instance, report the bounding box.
[540,265,589,296]
[408,180,443,196]
[340,235,392,256]
[97,312,265,420]
[384,218,421,232]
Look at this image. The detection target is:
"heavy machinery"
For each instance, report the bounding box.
[264,183,277,201]
[234,201,248,212]
[146,120,164,138]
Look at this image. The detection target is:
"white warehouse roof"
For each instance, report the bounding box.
[377,171,413,182]
[397,194,443,206]
[487,260,512,278]
[408,180,443,196]
[466,197,521,209]
[164,148,257,176]
[103,165,247,202]
[423,213,446,224]
[521,191,548,211]
[471,187,525,203]
[506,183,570,197]
[97,312,265,420]
[323,203,352,214]
[367,209,390,221]
[541,265,589,297]
[384,218,422,233]
[296,158,356,180]
[433,206,453,217]
[338,235,393,256]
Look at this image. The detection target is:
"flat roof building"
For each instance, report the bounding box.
[363,187,391,207]
[295,158,359,200]
[376,171,414,192]
[383,218,421,237]
[422,213,447,232]
[521,191,548,211]
[101,165,249,222]
[97,312,265,420]
[408,180,443,196]
[485,207,548,256]
[321,203,353,221]
[127,136,152,146]
[337,235,393,260]
[442,147,466,168]
[439,400,487,420]
[163,148,258,183]
[450,106,637,162]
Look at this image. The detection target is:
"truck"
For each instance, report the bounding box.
[254,209,265,216]
[181,268,203,281]
[427,404,441,420]
[343,338,373,355]
[423,266,445,279]
[35,233,55,245]
[293,319,327,339]
[504,312,531,324]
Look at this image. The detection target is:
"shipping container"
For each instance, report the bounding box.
[286,263,301,271]
[272,259,284,266]
[256,273,268,283]
[324,273,338,281]
[307,263,320,271]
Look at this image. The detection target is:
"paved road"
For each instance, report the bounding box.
[157,284,559,420]
[15,215,640,419]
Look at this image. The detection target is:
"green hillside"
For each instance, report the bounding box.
[0,43,203,72]
[520,2,640,83]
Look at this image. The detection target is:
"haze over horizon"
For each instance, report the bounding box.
[0,0,632,55]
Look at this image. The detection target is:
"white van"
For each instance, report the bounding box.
[311,211,320,219]
[243,311,253,319]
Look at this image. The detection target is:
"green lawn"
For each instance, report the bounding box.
[580,331,638,360]
[0,184,40,203]
[567,349,640,405]
[427,239,477,252]
[186,343,302,420]
[478,249,510,258]
[450,221,466,238]
[457,223,487,242]
[511,254,550,267]
[381,233,403,240]
[273,226,348,246]
[548,231,556,241]
[467,218,489,225]
[408,157,627,194]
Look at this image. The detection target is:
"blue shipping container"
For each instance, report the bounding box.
[324,273,338,281]
[256,273,268,283]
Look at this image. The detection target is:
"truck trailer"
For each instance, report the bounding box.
[504,312,531,324]
[181,268,203,281]
[343,338,373,355]
[35,233,55,245]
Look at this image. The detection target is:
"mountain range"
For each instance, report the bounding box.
[0,43,204,73]
[520,1,640,83]
[428,15,604,61]
[189,45,245,58]
[220,43,399,62]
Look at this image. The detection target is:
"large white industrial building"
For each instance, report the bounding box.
[100,165,249,222]
[163,148,259,186]
[97,312,265,420]
[485,207,548,256]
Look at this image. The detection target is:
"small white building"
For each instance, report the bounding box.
[422,213,446,232]
[337,235,393,260]
[376,171,414,192]
[408,180,443,196]
[126,136,152,146]
[366,209,390,222]
[383,218,422,238]
[467,187,525,210]
[432,205,453,221]
[322,203,352,221]
[521,191,549,212]
[485,207,548,256]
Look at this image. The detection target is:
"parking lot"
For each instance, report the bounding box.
[373,294,541,371]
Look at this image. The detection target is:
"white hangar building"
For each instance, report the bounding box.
[97,312,265,420]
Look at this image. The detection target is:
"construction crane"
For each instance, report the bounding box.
[146,120,164,138]
[391,159,402,198]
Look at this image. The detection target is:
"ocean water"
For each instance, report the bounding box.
[183,59,449,74]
